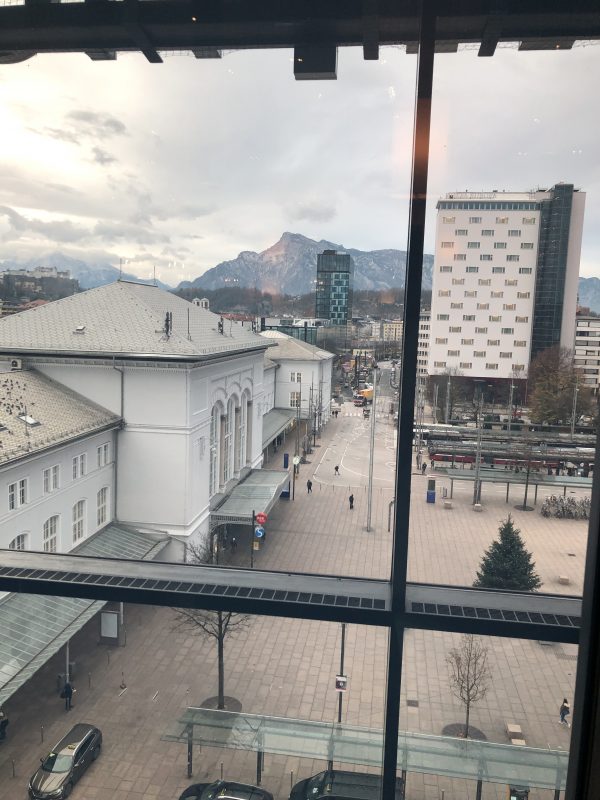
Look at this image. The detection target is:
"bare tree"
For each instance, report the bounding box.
[172,538,251,709]
[446,635,492,739]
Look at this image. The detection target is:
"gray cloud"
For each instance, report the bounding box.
[91,147,117,166]
[0,205,89,243]
[67,109,127,139]
[92,220,170,245]
[286,201,337,223]
[33,127,81,145]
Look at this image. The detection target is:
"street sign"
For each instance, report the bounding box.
[293,456,301,466]
[335,675,348,692]
[254,526,265,539]
[255,512,268,525]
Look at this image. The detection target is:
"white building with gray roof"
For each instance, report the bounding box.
[0,280,275,548]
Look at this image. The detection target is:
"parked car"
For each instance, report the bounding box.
[289,769,404,800]
[28,723,102,799]
[179,780,274,800]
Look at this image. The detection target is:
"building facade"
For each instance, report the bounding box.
[574,315,600,395]
[418,310,430,377]
[428,185,585,380]
[315,249,354,326]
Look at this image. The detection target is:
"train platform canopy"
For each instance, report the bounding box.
[210,469,290,528]
[0,524,169,707]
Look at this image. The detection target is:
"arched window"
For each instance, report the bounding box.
[9,533,27,550]
[236,394,248,472]
[209,403,221,496]
[72,500,86,543]
[223,397,235,483]
[43,516,59,552]
[97,487,109,527]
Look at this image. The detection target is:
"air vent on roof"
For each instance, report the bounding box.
[73,325,86,334]
[18,414,40,427]
[10,358,21,370]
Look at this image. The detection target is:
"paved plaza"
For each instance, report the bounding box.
[0,399,589,800]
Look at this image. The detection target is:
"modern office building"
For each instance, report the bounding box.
[418,310,431,377]
[574,314,600,395]
[315,249,354,326]
[428,185,585,380]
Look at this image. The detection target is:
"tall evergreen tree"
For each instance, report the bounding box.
[473,515,542,591]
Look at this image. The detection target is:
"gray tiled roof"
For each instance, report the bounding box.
[0,369,119,465]
[259,330,333,361]
[0,281,270,360]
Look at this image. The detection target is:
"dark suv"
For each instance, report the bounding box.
[289,769,404,800]
[179,781,274,800]
[29,723,102,799]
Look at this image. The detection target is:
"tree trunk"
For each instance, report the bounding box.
[465,699,470,739]
[217,611,225,709]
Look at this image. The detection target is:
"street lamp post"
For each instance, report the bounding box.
[570,379,579,439]
[366,369,378,532]
[472,389,484,506]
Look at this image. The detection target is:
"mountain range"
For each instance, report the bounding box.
[1,239,598,312]
[177,232,435,295]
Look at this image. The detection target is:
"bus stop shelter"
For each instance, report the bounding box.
[435,468,593,505]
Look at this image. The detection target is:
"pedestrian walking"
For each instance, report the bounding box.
[0,709,9,742]
[334,465,340,476]
[421,462,427,475]
[559,698,571,727]
[430,459,434,471]
[62,680,74,711]
[231,536,237,552]
[307,479,313,494]
[349,493,354,510]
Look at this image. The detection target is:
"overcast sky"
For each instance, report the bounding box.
[0,44,599,285]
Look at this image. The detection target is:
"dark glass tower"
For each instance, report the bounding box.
[315,249,354,326]
[530,183,575,359]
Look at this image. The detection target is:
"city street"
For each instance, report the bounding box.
[0,396,589,800]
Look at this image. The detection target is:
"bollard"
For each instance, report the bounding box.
[40,725,44,743]
[107,650,110,666]
[88,672,92,690]
[120,671,126,690]
[220,762,224,780]
[11,759,16,778]
[291,772,294,791]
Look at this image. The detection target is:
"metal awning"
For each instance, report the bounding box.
[261,408,296,450]
[211,469,290,528]
[0,524,168,707]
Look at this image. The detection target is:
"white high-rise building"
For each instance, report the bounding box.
[428,184,585,380]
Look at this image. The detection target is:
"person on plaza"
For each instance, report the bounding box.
[62,680,74,711]
[430,459,434,471]
[559,698,571,727]
[421,462,427,475]
[0,709,9,742]
[334,465,340,476]
[307,479,313,494]
[349,493,354,510]
[231,536,237,552]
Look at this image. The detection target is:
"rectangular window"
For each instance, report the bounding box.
[72,500,86,543]
[519,267,533,274]
[437,314,449,321]
[514,340,527,347]
[508,229,521,237]
[494,242,507,249]
[467,242,480,249]
[441,241,454,248]
[463,314,475,321]
[8,482,16,511]
[477,303,489,310]
[17,478,27,506]
[492,267,506,274]
[475,327,488,334]
[523,216,536,224]
[517,292,530,299]
[506,255,520,262]
[452,278,465,285]
[438,290,451,297]
[474,351,486,358]
[481,229,494,236]
[434,361,447,368]
[487,339,500,346]
[480,254,493,261]
[501,327,514,334]
[486,363,499,370]
[503,304,516,311]
[489,315,502,322]
[496,216,508,224]
[461,338,474,345]
[97,443,110,468]
[435,338,448,344]
[521,242,534,250]
[478,278,491,286]
[500,352,512,358]
[439,265,452,273]
[469,216,482,224]
[515,316,529,323]
[43,465,60,493]
[451,302,463,309]
[454,253,467,261]
[449,326,462,333]
[442,216,455,223]
[465,266,479,273]
[290,391,301,409]
[505,279,518,286]
[491,291,504,298]
[455,228,468,235]
[464,291,477,298]
[447,349,460,356]
[512,364,526,371]
[459,362,472,369]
